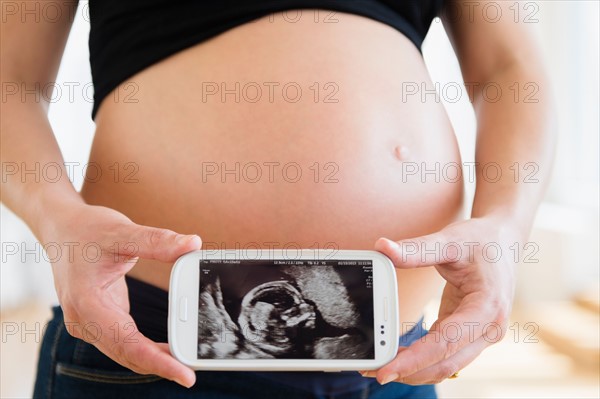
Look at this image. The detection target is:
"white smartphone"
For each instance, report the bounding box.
[168,249,399,371]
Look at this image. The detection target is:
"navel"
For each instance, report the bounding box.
[394,145,410,161]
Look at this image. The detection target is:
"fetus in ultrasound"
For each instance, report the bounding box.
[238,281,317,356]
[198,263,374,360]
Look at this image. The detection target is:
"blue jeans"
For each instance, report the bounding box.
[33,306,437,399]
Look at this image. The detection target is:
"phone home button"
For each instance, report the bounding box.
[178,297,189,322]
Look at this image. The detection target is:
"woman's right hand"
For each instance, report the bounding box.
[39,202,201,387]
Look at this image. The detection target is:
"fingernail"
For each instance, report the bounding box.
[380,373,399,385]
[189,235,201,247]
[177,235,200,247]
[174,378,192,388]
[384,238,400,249]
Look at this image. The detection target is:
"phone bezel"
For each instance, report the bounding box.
[168,249,399,371]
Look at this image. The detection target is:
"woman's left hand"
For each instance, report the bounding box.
[360,216,521,385]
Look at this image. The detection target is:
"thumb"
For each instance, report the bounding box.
[375,232,450,269]
[126,225,202,262]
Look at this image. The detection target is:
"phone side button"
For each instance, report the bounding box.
[383,297,389,321]
[179,297,188,322]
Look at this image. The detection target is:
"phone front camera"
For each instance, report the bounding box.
[380,340,386,346]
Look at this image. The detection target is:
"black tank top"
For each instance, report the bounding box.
[88,0,444,119]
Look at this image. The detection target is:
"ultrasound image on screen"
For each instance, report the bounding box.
[197,259,374,360]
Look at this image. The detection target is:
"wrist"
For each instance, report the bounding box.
[470,210,531,243]
[29,186,86,243]
[470,188,541,241]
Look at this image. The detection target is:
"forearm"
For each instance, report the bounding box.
[1,0,83,239]
[0,98,84,240]
[470,61,557,238]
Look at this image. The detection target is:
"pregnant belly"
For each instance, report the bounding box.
[81,11,464,324]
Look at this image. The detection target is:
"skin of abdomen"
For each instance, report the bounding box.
[81,11,464,325]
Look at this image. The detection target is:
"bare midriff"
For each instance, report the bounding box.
[80,11,464,325]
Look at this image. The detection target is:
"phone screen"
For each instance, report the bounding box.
[197,258,375,360]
